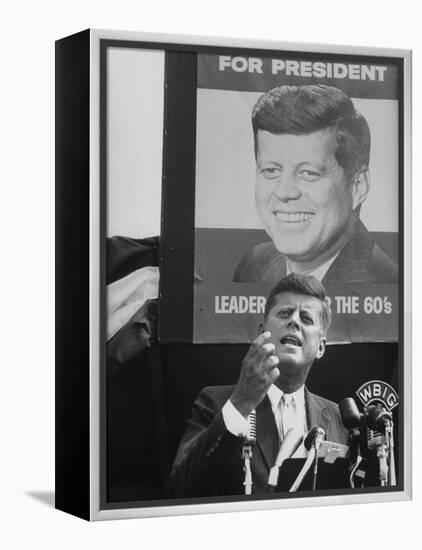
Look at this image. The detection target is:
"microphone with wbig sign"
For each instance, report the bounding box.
[366,404,396,486]
[339,382,398,488]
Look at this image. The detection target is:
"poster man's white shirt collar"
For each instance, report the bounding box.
[285,252,340,282]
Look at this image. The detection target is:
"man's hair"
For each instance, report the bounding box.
[264,273,332,335]
[252,84,370,179]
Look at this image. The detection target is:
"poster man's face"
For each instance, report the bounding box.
[255,128,360,264]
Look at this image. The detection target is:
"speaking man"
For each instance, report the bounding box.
[166,273,348,497]
[233,84,397,284]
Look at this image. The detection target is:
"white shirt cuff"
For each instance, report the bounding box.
[222,400,249,437]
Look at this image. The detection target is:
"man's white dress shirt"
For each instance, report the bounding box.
[285,253,339,282]
[222,384,308,458]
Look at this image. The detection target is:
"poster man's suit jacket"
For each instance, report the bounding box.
[233,220,398,284]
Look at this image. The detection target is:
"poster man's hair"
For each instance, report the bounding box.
[264,273,332,335]
[252,84,370,179]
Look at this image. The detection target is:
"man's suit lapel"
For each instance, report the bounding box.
[255,396,279,470]
[323,220,373,284]
[305,388,331,435]
[256,390,332,469]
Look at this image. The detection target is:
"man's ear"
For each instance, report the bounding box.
[316,337,326,360]
[352,168,370,211]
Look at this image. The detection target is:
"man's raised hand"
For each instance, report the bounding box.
[230,331,280,418]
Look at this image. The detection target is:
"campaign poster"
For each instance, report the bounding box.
[193,53,399,344]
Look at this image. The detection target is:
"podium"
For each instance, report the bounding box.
[275,458,350,492]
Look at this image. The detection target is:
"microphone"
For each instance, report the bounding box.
[365,405,391,453]
[366,405,393,433]
[365,405,395,486]
[339,398,363,432]
[305,427,326,490]
[268,428,304,488]
[290,426,325,492]
[242,410,257,495]
[304,426,326,451]
[246,410,257,445]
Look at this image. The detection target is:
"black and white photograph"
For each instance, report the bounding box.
[84,35,409,514]
[5,2,419,548]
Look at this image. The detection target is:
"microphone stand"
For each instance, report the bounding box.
[312,444,319,491]
[377,443,388,487]
[242,411,256,495]
[385,419,396,486]
[348,431,363,488]
[311,436,325,490]
[289,448,316,492]
[372,415,395,487]
[349,446,363,489]
[242,443,253,495]
[367,406,395,487]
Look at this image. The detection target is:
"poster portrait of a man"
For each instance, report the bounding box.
[233,84,398,285]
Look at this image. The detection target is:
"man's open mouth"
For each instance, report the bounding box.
[274,211,314,223]
[280,335,302,346]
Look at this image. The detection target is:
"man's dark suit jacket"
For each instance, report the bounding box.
[166,385,348,498]
[233,220,398,284]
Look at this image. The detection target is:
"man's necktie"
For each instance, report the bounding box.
[280,393,295,439]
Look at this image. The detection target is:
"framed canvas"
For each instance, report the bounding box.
[55,29,412,520]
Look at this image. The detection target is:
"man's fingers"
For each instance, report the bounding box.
[245,333,277,372]
[254,342,276,367]
[249,331,272,354]
[268,365,280,383]
[261,342,275,355]
[263,354,279,373]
